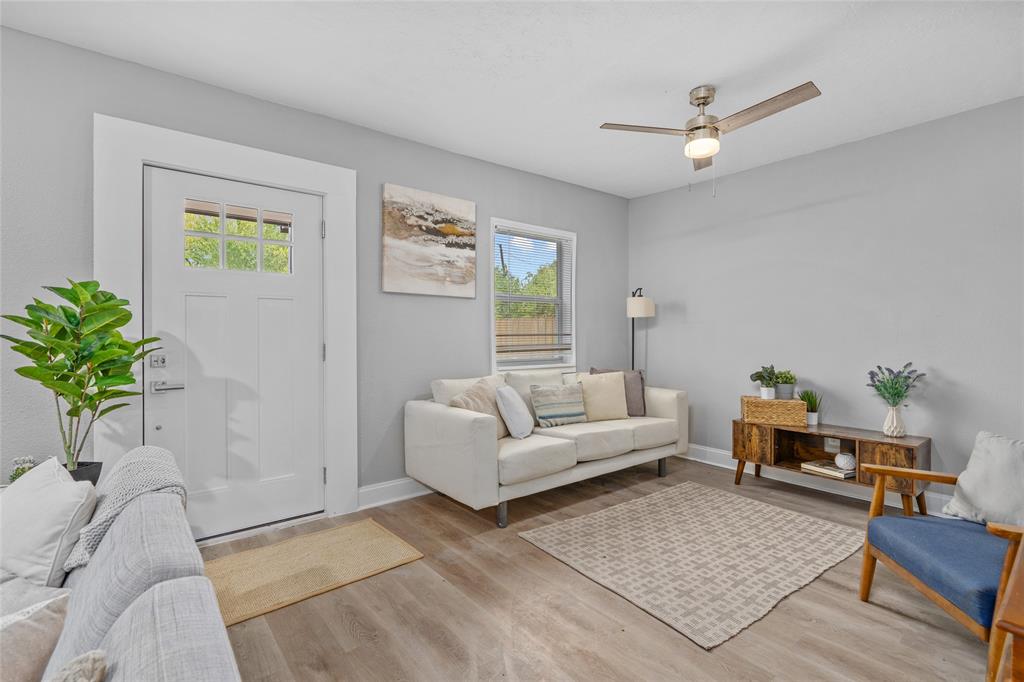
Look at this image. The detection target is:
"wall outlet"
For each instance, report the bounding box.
[824,437,841,454]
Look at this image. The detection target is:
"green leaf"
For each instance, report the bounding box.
[133,337,162,348]
[93,375,136,389]
[15,366,56,381]
[82,299,130,315]
[88,348,130,366]
[96,403,130,420]
[58,306,81,329]
[1,314,42,330]
[81,308,131,335]
[26,329,76,354]
[43,285,83,306]
[26,303,69,329]
[92,389,141,400]
[42,380,84,400]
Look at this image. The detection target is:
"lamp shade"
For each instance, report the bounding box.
[627,296,655,319]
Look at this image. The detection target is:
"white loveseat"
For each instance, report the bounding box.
[404,370,688,527]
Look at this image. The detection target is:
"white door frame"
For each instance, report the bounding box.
[93,114,358,517]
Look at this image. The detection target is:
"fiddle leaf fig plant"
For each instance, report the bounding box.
[1,279,160,470]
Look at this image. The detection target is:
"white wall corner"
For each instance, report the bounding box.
[679,443,953,515]
[358,476,433,511]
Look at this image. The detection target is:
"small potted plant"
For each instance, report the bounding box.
[799,390,822,426]
[750,364,779,399]
[9,456,37,484]
[867,362,925,437]
[1,279,159,484]
[775,370,797,400]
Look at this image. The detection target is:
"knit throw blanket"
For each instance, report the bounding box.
[64,446,186,571]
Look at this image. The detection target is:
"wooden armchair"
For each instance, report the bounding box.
[859,464,1023,681]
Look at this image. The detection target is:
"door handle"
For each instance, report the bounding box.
[150,381,185,394]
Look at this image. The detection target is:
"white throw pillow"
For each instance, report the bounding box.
[0,458,97,586]
[504,369,566,425]
[943,431,1024,525]
[579,371,629,422]
[496,385,534,439]
[430,374,504,406]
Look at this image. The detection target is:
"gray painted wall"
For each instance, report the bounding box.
[0,29,630,484]
[629,97,1024,482]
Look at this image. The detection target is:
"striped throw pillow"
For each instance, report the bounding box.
[530,383,587,427]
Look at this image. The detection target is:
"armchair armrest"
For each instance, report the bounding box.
[404,400,499,510]
[861,464,959,519]
[645,387,689,455]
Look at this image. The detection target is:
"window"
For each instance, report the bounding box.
[492,220,575,370]
[183,199,293,274]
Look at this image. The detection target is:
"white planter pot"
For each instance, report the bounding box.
[883,406,906,437]
[759,387,776,400]
[806,412,819,426]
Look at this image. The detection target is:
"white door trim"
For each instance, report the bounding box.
[93,114,358,517]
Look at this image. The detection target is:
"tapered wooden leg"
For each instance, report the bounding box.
[901,494,915,516]
[496,501,508,528]
[860,543,878,601]
[734,460,746,485]
[657,457,667,477]
[916,492,928,516]
[754,464,762,478]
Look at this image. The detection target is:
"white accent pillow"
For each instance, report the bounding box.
[579,371,629,422]
[504,369,566,425]
[0,458,97,586]
[431,374,504,406]
[496,385,534,439]
[943,431,1024,525]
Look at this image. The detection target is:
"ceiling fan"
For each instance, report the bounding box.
[601,81,821,171]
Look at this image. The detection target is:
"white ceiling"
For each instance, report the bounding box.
[3,1,1022,198]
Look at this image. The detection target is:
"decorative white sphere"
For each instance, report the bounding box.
[835,453,856,471]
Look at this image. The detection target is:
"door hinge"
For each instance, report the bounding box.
[321,220,326,239]
[323,466,327,484]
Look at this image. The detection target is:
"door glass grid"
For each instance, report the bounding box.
[183,199,293,274]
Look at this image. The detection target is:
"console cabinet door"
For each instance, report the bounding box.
[858,442,915,493]
[733,422,773,464]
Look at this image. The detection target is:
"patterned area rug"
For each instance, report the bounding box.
[206,518,422,626]
[519,481,863,649]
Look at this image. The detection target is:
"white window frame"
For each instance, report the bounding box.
[489,217,577,373]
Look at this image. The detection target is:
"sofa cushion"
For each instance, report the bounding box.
[505,369,566,424]
[498,435,577,485]
[44,493,204,677]
[431,374,504,406]
[868,515,1009,627]
[99,577,240,682]
[535,421,634,461]
[496,385,534,439]
[0,573,69,617]
[579,372,629,422]
[0,593,68,682]
[605,417,678,450]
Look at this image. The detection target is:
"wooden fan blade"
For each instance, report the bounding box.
[600,123,688,136]
[693,156,712,171]
[714,81,820,134]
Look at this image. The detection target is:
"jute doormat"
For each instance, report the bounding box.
[205,518,422,626]
[520,481,863,649]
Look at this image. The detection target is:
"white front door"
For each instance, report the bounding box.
[143,166,325,539]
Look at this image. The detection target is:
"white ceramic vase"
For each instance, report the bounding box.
[883,406,906,437]
[806,412,819,426]
[759,386,776,399]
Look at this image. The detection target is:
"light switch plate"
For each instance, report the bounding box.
[824,437,841,454]
[149,354,167,368]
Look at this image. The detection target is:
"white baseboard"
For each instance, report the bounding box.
[680,443,953,515]
[358,476,433,511]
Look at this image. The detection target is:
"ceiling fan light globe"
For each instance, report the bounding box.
[684,135,720,159]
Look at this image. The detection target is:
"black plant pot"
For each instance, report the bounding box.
[65,461,103,486]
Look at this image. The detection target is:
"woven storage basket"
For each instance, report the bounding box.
[741,395,807,426]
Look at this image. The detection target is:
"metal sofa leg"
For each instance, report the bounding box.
[658,457,668,477]
[496,501,508,528]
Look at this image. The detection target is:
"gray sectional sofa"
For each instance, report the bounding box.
[43,450,239,681]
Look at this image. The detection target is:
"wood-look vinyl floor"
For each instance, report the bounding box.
[200,458,986,681]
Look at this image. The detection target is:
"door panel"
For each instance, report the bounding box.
[144,167,324,539]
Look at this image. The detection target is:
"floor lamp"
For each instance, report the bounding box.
[627,288,655,371]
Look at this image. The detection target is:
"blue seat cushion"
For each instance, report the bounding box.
[868,515,1009,627]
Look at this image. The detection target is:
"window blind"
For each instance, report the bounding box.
[493,224,574,369]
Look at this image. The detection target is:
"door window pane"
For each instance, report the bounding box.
[184,236,220,268]
[263,244,291,274]
[225,205,258,237]
[184,199,220,233]
[225,239,258,271]
[263,210,293,241]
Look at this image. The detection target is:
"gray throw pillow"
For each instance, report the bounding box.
[495,386,534,439]
[943,431,1024,525]
[591,368,645,416]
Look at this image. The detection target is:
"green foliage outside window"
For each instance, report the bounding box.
[495,262,558,318]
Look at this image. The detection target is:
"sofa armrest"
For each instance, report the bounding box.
[645,387,689,454]
[404,400,499,510]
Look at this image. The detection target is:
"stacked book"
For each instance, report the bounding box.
[800,459,855,480]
